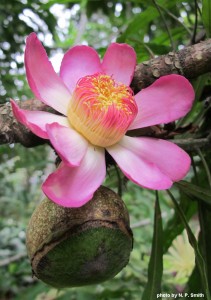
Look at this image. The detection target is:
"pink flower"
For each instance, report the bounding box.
[11,33,194,207]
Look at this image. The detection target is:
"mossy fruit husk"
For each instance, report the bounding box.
[26,186,133,288]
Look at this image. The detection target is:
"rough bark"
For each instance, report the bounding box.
[131,39,211,91]
[1,39,211,147]
[0,99,48,147]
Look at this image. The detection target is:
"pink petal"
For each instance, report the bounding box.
[101,43,136,85]
[60,45,102,93]
[25,33,71,115]
[42,145,106,207]
[107,135,189,190]
[121,136,190,181]
[129,75,195,130]
[11,99,69,139]
[46,123,88,166]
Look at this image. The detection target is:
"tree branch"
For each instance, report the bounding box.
[170,134,211,151]
[1,39,211,147]
[131,38,211,91]
[0,99,48,147]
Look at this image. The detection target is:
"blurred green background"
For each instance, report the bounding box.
[0,0,211,299]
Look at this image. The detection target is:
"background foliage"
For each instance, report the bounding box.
[0,0,211,299]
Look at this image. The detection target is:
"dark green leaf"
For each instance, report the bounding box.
[167,190,211,299]
[175,181,211,205]
[117,6,159,43]
[186,266,203,295]
[202,0,211,37]
[198,202,211,287]
[163,191,197,253]
[142,194,163,300]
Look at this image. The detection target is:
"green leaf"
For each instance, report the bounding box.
[202,0,211,37]
[198,202,211,287]
[163,191,197,253]
[186,266,203,294]
[41,0,80,10]
[167,190,211,299]
[142,194,163,300]
[117,6,159,43]
[175,181,211,205]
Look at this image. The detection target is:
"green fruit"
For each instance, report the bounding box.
[26,186,133,288]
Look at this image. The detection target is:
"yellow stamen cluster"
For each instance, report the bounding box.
[68,73,137,147]
[88,75,133,112]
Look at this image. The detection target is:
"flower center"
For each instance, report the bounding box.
[67,73,138,147]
